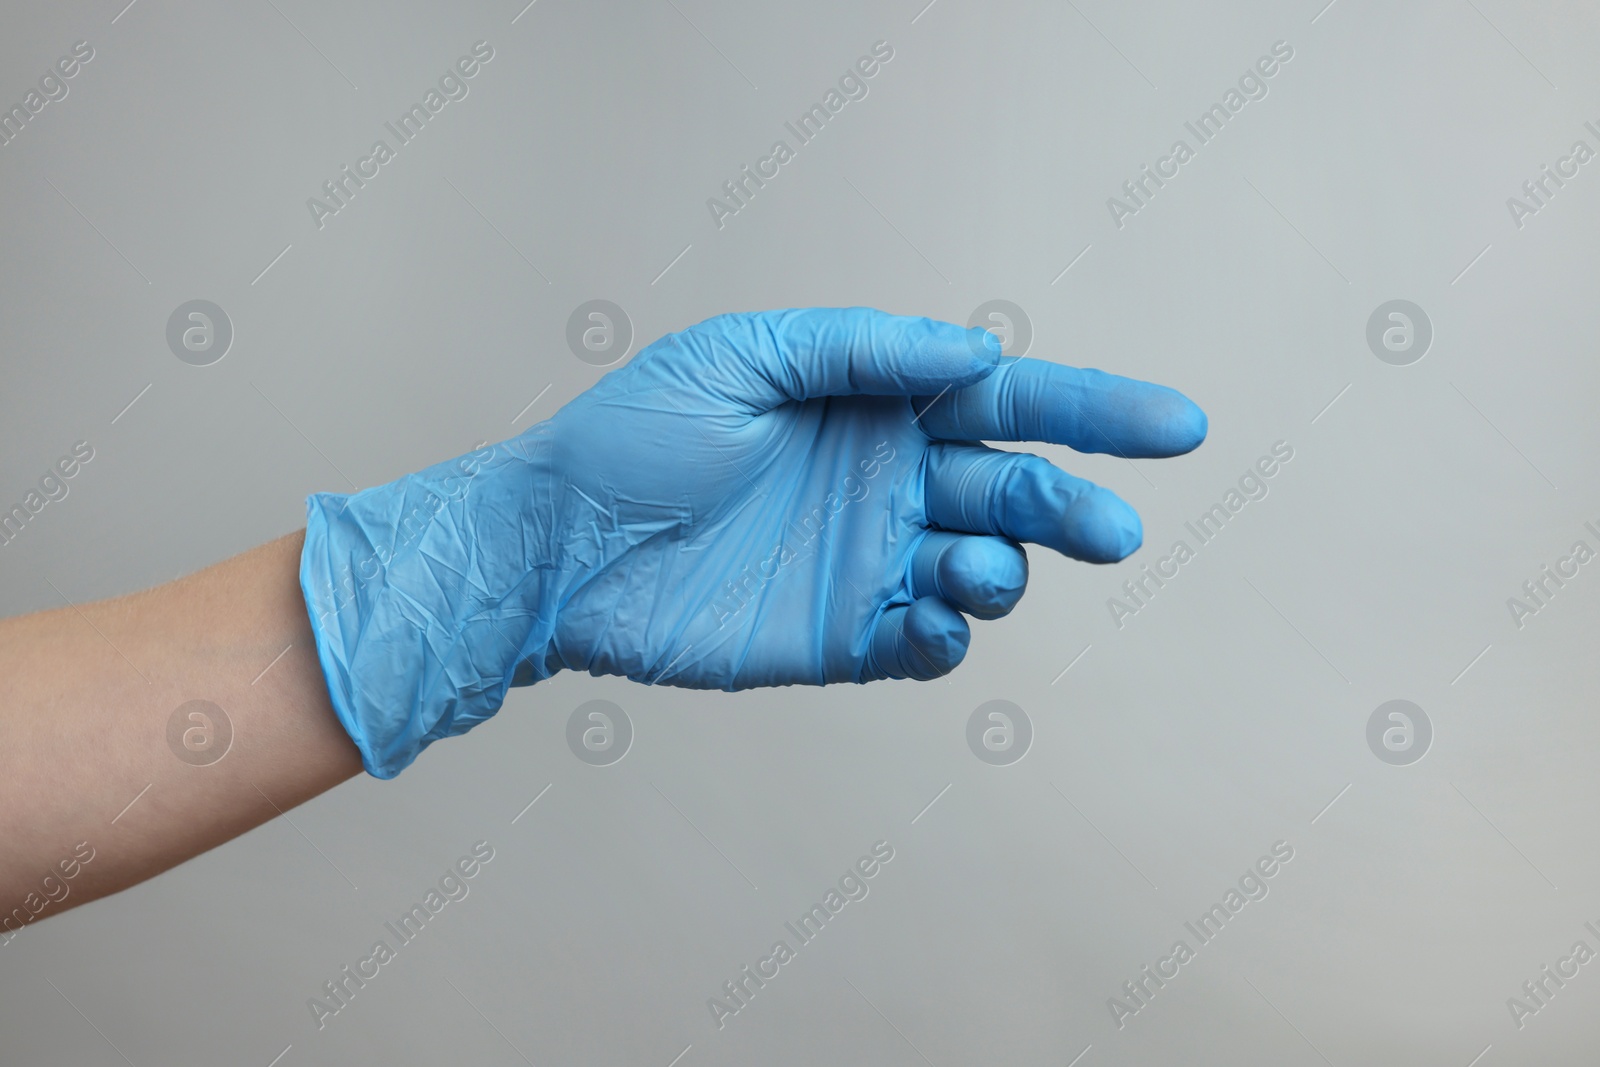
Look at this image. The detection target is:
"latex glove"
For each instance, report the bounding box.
[301,308,1206,777]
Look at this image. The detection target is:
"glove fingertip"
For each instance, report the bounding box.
[1155,392,1208,456]
[966,324,1004,368]
[1061,490,1143,563]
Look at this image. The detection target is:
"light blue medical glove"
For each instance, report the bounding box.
[301,308,1206,777]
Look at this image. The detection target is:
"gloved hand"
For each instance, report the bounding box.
[301,308,1206,777]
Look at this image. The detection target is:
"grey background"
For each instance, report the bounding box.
[2,0,1597,1063]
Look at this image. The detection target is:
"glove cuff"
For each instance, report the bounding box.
[299,438,555,778]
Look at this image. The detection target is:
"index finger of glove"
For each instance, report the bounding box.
[913,358,1207,458]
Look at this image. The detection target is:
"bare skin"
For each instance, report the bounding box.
[0,531,360,927]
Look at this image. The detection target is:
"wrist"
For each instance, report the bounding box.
[299,434,558,778]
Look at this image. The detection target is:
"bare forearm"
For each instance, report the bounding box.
[0,531,359,922]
